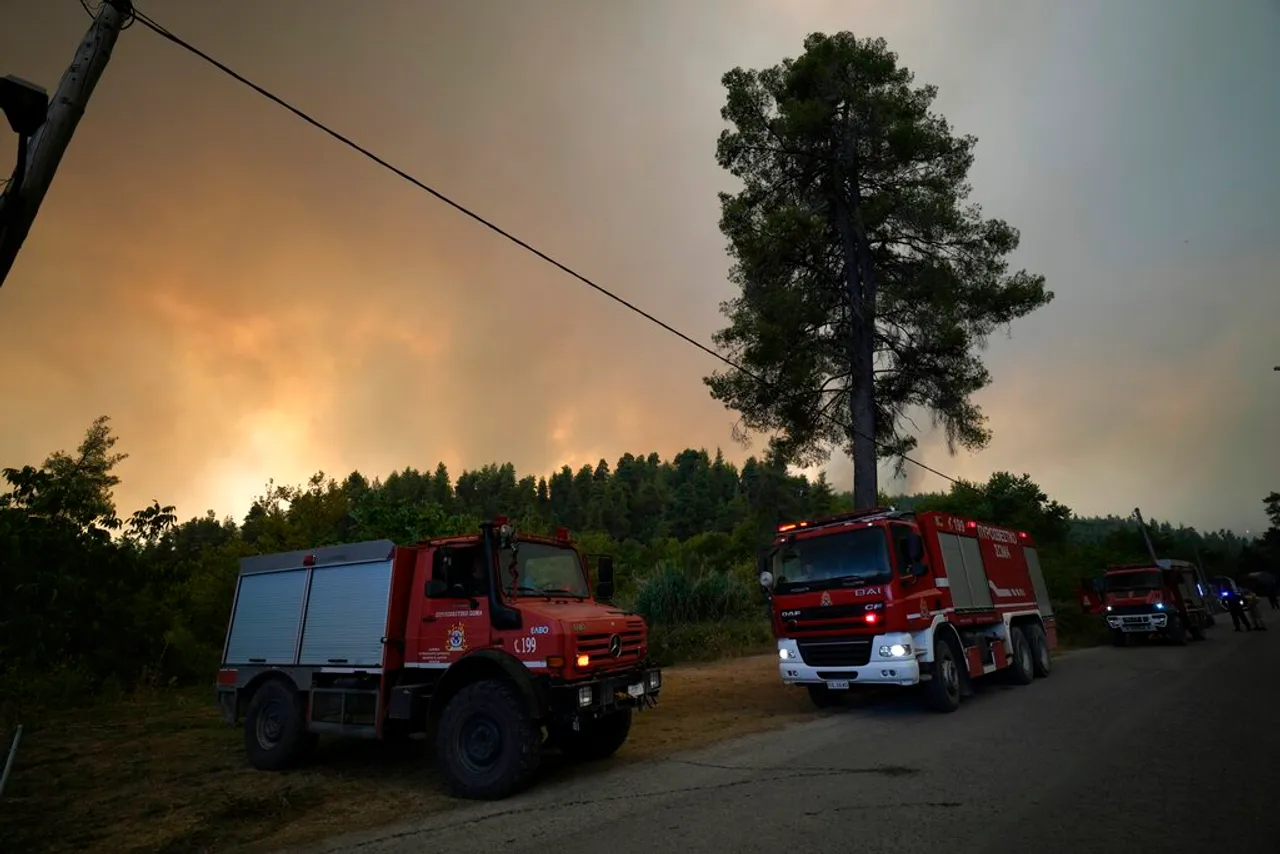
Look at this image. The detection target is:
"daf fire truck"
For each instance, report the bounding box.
[759,508,1056,713]
[215,519,661,800]
[1079,559,1213,646]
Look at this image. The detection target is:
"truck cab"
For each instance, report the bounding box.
[216,518,661,801]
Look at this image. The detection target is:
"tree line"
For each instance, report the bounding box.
[1,416,1274,711]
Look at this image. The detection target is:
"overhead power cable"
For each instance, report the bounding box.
[126,5,960,487]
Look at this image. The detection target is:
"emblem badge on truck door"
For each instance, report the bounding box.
[820,591,832,607]
[446,624,467,653]
[608,634,622,658]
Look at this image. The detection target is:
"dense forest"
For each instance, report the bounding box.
[1,416,1275,711]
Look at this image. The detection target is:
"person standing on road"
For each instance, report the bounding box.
[1243,591,1267,631]
[1268,591,1279,610]
[1224,589,1254,632]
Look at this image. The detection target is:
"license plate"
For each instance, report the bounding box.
[627,683,645,698]
[826,680,850,690]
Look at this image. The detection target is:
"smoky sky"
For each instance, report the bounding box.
[1,0,1277,534]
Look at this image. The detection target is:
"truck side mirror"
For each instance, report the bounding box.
[911,562,929,578]
[595,555,615,603]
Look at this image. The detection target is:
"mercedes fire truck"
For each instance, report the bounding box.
[759,507,1056,713]
[215,519,661,800]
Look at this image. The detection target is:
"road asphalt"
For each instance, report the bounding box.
[302,621,1280,854]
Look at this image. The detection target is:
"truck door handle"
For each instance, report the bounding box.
[423,615,436,622]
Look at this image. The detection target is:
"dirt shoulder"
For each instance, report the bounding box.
[0,655,813,854]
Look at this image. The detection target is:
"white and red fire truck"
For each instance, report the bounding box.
[759,507,1057,712]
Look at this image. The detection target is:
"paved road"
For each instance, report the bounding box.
[304,624,1280,854]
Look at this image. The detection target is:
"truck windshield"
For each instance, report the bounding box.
[771,528,892,593]
[1104,571,1163,592]
[505,542,589,598]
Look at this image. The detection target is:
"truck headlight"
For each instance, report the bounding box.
[577,686,593,708]
[648,671,661,689]
[779,648,794,660]
[878,643,911,658]
[1154,602,1165,610]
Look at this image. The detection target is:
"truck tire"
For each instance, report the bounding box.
[1167,617,1188,646]
[556,709,632,761]
[1110,630,1128,647]
[1007,627,1035,686]
[243,679,312,771]
[1025,623,1052,678]
[1189,618,1205,641]
[436,679,542,800]
[923,637,962,713]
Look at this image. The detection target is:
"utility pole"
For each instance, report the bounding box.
[0,0,132,289]
[1132,507,1161,566]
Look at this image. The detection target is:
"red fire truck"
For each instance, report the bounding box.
[1078,559,1213,645]
[759,507,1056,713]
[215,519,661,800]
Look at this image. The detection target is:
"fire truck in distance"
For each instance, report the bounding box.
[1078,559,1213,646]
[759,507,1056,712]
[215,519,661,800]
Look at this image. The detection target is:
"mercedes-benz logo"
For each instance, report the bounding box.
[608,634,623,658]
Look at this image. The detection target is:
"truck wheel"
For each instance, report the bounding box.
[1167,617,1188,646]
[243,679,311,771]
[436,679,541,800]
[923,637,962,713]
[1110,630,1128,647]
[556,709,632,761]
[1025,623,1052,678]
[1007,627,1035,686]
[1189,620,1205,641]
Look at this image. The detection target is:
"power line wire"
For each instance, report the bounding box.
[127,5,959,487]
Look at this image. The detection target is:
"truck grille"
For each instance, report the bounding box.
[576,625,644,666]
[780,603,880,634]
[797,639,872,667]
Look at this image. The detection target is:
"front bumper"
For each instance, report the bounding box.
[776,636,921,688]
[546,663,662,720]
[1106,610,1170,633]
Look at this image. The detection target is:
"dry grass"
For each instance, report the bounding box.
[0,655,812,854]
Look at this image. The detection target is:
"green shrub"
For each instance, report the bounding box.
[633,559,759,625]
[1051,600,1109,647]
[646,618,774,667]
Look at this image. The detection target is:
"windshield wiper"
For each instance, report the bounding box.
[515,585,585,600]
